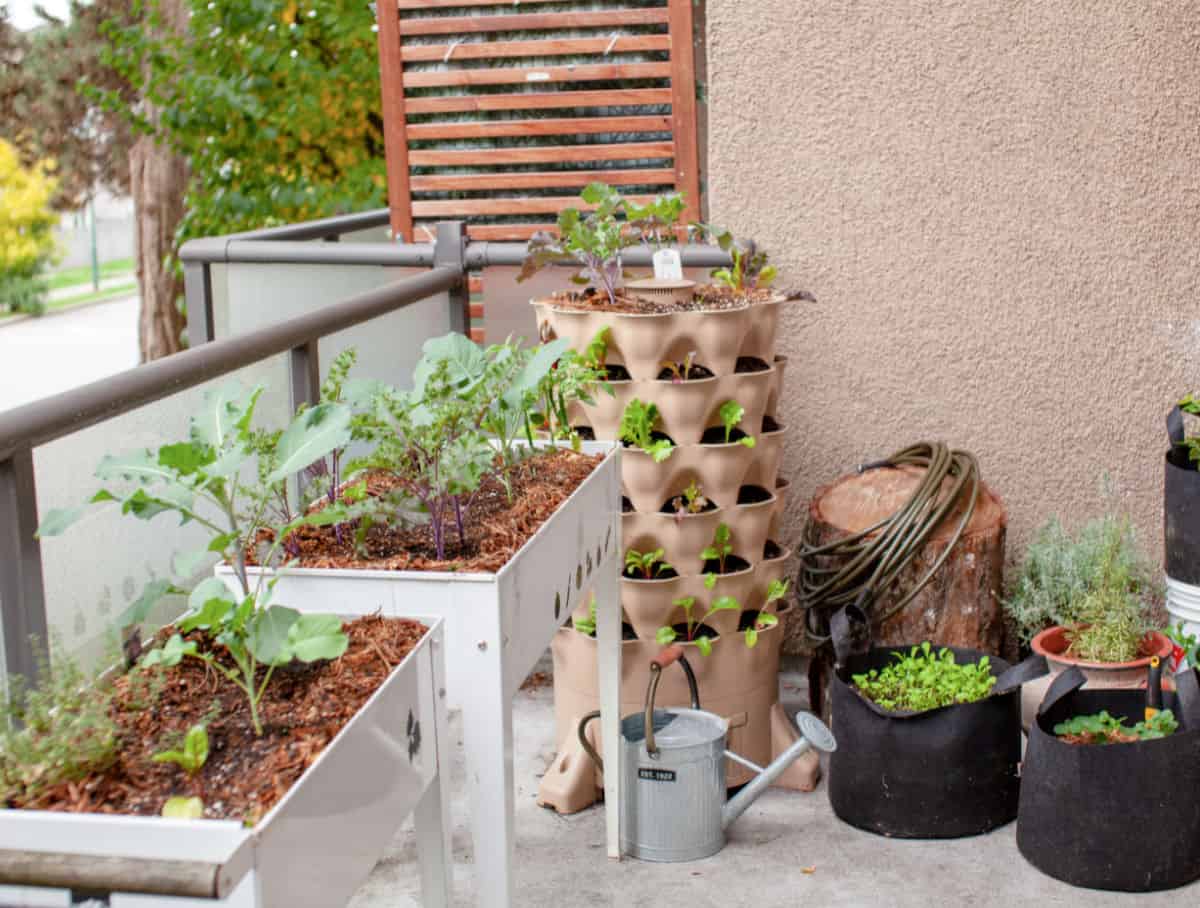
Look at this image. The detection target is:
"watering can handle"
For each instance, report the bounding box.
[645,647,700,758]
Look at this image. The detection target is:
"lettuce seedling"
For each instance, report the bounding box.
[619,398,674,462]
[152,723,209,775]
[852,642,996,712]
[718,400,757,447]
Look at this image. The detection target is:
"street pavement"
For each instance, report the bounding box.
[0,294,139,413]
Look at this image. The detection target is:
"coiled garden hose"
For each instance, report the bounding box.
[798,441,980,643]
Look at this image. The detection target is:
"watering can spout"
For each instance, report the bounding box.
[721,712,836,831]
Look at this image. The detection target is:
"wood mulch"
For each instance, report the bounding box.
[262,448,602,574]
[10,615,427,822]
[1059,730,1139,745]
[541,285,766,314]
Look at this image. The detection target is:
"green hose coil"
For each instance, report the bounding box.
[798,441,980,643]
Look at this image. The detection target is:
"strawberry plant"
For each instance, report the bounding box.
[619,398,674,462]
[624,548,674,580]
[718,400,757,447]
[852,642,996,713]
[655,595,740,657]
[1054,709,1178,744]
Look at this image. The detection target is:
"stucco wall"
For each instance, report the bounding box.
[705,1,1200,581]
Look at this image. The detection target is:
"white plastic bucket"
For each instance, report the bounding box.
[1166,574,1200,643]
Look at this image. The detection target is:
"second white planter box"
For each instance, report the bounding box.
[216,441,624,908]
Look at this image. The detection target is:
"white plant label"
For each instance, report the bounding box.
[653,249,683,281]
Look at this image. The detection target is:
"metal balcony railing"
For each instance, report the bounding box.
[0,215,732,682]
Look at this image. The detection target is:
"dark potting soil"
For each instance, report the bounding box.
[260,449,601,574]
[579,621,639,641]
[737,611,764,632]
[764,540,783,560]
[737,485,773,505]
[622,496,635,514]
[10,616,426,821]
[621,431,676,450]
[701,554,751,575]
[624,565,679,581]
[734,356,771,373]
[692,285,778,308]
[699,426,751,445]
[656,364,716,381]
[762,414,781,433]
[671,622,718,641]
[545,288,748,315]
[601,364,632,381]
[1058,730,1140,746]
[572,426,596,441]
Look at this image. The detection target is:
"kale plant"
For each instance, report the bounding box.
[852,642,996,712]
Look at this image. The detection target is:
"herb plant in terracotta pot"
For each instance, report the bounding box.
[1006,515,1170,726]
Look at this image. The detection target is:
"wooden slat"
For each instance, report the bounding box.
[403,62,671,89]
[465,223,558,240]
[410,168,675,191]
[667,0,701,221]
[402,35,670,63]
[398,8,670,37]
[408,141,674,166]
[405,88,672,116]
[412,195,657,217]
[375,0,413,240]
[407,115,670,141]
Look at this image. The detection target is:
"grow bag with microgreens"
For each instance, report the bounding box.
[1017,665,1200,892]
[1165,403,1200,585]
[827,606,1047,838]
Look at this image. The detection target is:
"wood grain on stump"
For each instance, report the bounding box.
[792,465,1011,713]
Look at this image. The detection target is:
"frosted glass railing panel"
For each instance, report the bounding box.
[31,355,290,672]
[216,264,450,390]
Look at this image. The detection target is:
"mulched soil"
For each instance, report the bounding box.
[257,448,601,574]
[11,615,426,822]
[1059,731,1139,745]
[542,286,755,314]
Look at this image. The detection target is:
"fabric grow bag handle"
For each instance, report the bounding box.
[1174,664,1200,728]
[1037,665,1087,717]
[992,654,1049,696]
[830,603,871,669]
[644,647,700,758]
[1168,403,1187,447]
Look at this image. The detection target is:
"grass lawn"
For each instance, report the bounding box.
[46,258,135,291]
[47,282,138,310]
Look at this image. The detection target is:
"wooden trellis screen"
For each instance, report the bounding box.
[375,0,702,242]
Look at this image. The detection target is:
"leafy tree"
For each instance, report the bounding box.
[0,138,58,315]
[100,0,386,246]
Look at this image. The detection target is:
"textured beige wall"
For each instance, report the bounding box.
[706,0,1200,575]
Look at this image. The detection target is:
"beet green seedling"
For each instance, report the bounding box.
[625,548,674,580]
[744,579,789,648]
[655,595,740,657]
[701,523,734,590]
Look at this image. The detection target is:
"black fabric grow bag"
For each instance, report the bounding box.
[827,607,1046,839]
[1017,667,1200,892]
[1166,405,1200,584]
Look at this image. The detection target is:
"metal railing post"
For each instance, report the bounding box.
[290,340,321,413]
[434,222,470,335]
[0,448,48,682]
[183,262,215,346]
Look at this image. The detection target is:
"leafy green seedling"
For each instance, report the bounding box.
[744,580,789,648]
[619,398,674,462]
[655,595,740,657]
[691,224,777,292]
[852,642,996,713]
[701,523,734,589]
[573,592,597,636]
[660,351,697,384]
[625,548,673,580]
[1054,709,1178,744]
[670,479,709,519]
[1177,394,1200,464]
[718,400,756,447]
[153,723,210,775]
[624,193,687,252]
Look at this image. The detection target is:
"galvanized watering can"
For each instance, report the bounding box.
[579,645,837,862]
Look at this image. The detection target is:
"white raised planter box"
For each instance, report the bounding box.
[0,617,451,908]
[215,441,624,908]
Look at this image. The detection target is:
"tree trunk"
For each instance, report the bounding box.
[131,0,189,363]
[130,135,187,362]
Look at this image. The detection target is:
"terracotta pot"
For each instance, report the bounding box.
[1020,626,1175,728]
[533,299,784,381]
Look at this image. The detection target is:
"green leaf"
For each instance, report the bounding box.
[191,382,255,450]
[285,613,348,662]
[703,573,717,590]
[766,579,789,603]
[710,596,740,612]
[172,547,211,580]
[649,440,675,463]
[118,578,183,629]
[756,613,780,630]
[36,505,87,538]
[509,339,570,395]
[158,442,212,476]
[414,332,489,395]
[739,436,757,448]
[744,628,759,648]
[141,633,197,668]
[655,626,677,645]
[267,403,353,484]
[695,636,712,657]
[96,449,178,485]
[161,796,205,819]
[246,605,301,666]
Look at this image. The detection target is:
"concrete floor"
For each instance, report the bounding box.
[350,682,1197,907]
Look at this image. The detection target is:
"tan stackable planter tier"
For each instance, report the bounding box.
[533,292,819,815]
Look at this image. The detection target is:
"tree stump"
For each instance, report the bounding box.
[797,464,1011,715]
